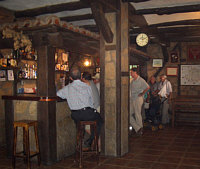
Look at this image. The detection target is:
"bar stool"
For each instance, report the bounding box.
[13,120,41,169]
[75,121,99,168]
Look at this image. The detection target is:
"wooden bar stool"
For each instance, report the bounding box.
[75,121,99,168]
[13,120,41,169]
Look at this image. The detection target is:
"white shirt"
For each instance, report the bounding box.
[158,79,172,98]
[130,76,149,100]
[56,80,94,110]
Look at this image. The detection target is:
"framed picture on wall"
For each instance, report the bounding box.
[188,45,200,62]
[166,67,178,76]
[152,59,163,67]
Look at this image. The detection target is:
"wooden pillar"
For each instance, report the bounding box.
[36,42,57,164]
[100,1,129,156]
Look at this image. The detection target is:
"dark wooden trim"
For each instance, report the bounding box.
[129,46,151,60]
[105,45,116,51]
[36,43,57,164]
[121,72,129,76]
[122,0,150,2]
[2,95,62,101]
[100,32,105,155]
[149,19,200,27]
[4,100,14,158]
[116,0,121,156]
[128,4,148,27]
[61,14,93,22]
[136,4,200,15]
[15,1,88,18]
[90,2,114,43]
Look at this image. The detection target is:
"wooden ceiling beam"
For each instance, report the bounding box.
[149,19,200,28]
[90,2,113,43]
[0,7,14,23]
[15,1,88,18]
[60,14,93,22]
[136,4,200,15]
[129,4,148,27]
[122,0,150,2]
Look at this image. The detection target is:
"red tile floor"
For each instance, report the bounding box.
[1,126,200,169]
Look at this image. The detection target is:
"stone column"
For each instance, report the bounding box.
[100,1,129,156]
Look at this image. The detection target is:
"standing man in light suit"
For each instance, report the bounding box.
[56,66,103,147]
[130,68,150,135]
[158,74,172,125]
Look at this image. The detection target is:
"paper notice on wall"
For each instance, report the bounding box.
[7,70,14,81]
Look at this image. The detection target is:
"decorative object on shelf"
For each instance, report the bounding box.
[2,28,32,52]
[152,59,163,67]
[170,52,179,63]
[166,67,178,76]
[188,45,200,62]
[136,33,149,47]
[0,70,6,81]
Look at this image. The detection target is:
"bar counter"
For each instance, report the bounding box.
[2,95,76,164]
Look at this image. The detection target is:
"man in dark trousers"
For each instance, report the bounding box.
[57,66,103,147]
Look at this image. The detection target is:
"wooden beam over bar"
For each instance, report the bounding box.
[136,4,200,15]
[90,2,114,43]
[60,14,93,22]
[149,19,200,28]
[15,1,88,18]
[129,4,148,27]
[122,0,150,2]
[129,45,151,60]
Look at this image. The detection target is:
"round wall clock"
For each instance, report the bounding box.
[136,33,149,47]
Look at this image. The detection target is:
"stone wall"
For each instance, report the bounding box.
[0,81,13,146]
[56,101,76,161]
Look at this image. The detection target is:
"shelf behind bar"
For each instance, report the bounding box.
[2,95,65,102]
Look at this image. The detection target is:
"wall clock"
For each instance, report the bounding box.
[136,33,149,47]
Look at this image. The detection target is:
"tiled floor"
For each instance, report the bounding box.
[1,126,200,169]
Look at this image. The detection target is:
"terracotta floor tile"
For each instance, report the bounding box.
[177,165,200,169]
[157,156,182,164]
[1,126,200,169]
[127,160,153,168]
[104,158,131,166]
[133,154,160,162]
[141,149,163,156]
[161,151,184,157]
[181,158,200,166]
[151,162,178,169]
[184,152,200,159]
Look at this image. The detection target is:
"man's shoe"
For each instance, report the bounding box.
[137,128,143,136]
[84,138,93,148]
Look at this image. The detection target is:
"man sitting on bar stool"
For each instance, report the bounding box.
[56,66,103,148]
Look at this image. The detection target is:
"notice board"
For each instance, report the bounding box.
[181,65,200,85]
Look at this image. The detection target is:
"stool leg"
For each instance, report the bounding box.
[23,127,26,163]
[34,123,41,166]
[94,124,99,165]
[79,124,84,168]
[12,126,17,169]
[25,127,31,169]
[74,123,80,164]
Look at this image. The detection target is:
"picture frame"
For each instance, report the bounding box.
[166,67,178,76]
[188,45,200,62]
[152,59,163,67]
[0,70,6,81]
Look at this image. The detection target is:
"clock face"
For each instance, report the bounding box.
[136,33,149,47]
